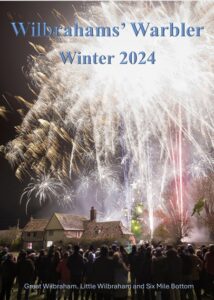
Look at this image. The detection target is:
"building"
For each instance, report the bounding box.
[44,213,87,246]
[22,218,48,249]
[82,206,133,242]
[82,220,132,242]
[22,207,133,248]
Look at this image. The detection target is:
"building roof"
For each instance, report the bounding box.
[82,221,132,240]
[55,213,87,230]
[21,211,133,240]
[23,219,48,232]
[120,223,133,235]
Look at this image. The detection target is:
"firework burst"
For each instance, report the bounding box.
[20,174,67,213]
[3,2,214,234]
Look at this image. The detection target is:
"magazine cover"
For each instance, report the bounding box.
[0,1,213,299]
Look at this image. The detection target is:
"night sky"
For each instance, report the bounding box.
[0,1,88,229]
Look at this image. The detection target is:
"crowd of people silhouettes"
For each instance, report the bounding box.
[0,242,214,300]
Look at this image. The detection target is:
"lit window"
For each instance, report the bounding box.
[47,241,53,247]
[27,243,32,249]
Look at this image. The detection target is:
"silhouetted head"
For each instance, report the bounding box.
[111,244,117,253]
[188,247,195,255]
[119,245,127,255]
[73,245,80,253]
[19,250,27,260]
[209,244,214,253]
[55,250,61,261]
[196,250,202,257]
[166,244,173,251]
[155,248,162,257]
[146,246,152,255]
[48,245,55,257]
[67,244,72,251]
[131,245,137,254]
[100,245,109,257]
[39,249,45,257]
[201,246,207,255]
[7,253,14,261]
[88,252,94,262]
[138,245,145,253]
[63,252,69,259]
[166,248,177,258]
[89,245,94,252]
[3,247,8,254]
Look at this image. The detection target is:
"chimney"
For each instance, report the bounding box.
[90,206,97,222]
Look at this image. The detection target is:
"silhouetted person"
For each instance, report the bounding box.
[135,245,146,300]
[188,247,203,300]
[16,250,35,300]
[93,245,114,300]
[151,248,167,300]
[204,244,214,298]
[119,246,129,267]
[85,252,95,300]
[166,248,183,300]
[44,246,61,300]
[112,252,128,300]
[0,254,16,300]
[142,246,153,300]
[67,245,84,300]
[178,246,194,300]
[57,252,70,300]
[35,249,46,295]
[128,245,138,299]
[0,247,9,264]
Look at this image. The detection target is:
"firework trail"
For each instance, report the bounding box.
[3,2,214,235]
[0,106,7,119]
